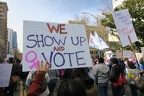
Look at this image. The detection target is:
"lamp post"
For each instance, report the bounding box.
[82,12,99,26]
[82,12,101,58]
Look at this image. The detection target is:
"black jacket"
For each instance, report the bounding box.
[109,64,123,83]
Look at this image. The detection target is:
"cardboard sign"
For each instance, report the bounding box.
[23,21,91,71]
[116,50,123,58]
[0,64,12,87]
[112,9,138,47]
[123,50,133,58]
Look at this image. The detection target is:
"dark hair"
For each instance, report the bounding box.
[128,61,136,69]
[111,58,118,64]
[16,59,21,63]
[9,57,14,63]
[98,57,104,63]
[0,57,3,63]
[57,79,87,96]
[70,68,87,79]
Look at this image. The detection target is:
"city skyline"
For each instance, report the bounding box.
[1,0,112,52]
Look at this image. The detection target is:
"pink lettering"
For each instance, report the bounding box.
[25,51,39,70]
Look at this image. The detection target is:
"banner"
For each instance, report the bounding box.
[23,21,92,71]
[89,33,100,49]
[112,9,138,47]
[0,64,12,87]
[94,31,109,50]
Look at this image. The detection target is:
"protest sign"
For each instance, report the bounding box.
[0,64,12,87]
[112,9,138,47]
[123,50,132,58]
[106,51,113,59]
[116,50,123,58]
[23,20,91,71]
[136,53,142,61]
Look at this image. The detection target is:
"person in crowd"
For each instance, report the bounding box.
[135,57,144,96]
[27,61,88,96]
[57,78,87,96]
[26,68,50,96]
[118,58,126,96]
[71,68,99,96]
[109,58,125,96]
[59,69,72,82]
[139,58,144,72]
[48,69,60,96]
[4,57,21,96]
[107,58,113,70]
[92,57,109,96]
[127,61,139,96]
[89,58,98,85]
[20,63,29,89]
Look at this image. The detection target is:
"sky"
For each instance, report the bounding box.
[1,0,112,52]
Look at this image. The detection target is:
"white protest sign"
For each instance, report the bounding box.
[0,64,12,87]
[112,9,138,47]
[23,21,91,71]
[123,50,132,58]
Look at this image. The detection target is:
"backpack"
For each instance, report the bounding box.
[30,71,47,93]
[111,64,127,86]
[113,73,127,86]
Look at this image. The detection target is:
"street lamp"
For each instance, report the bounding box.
[82,12,102,57]
[82,12,99,26]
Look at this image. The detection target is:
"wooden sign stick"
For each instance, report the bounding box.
[128,36,137,60]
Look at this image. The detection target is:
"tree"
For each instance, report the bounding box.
[101,0,144,51]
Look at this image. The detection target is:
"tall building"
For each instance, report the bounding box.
[8,28,18,56]
[12,31,17,49]
[8,28,13,55]
[0,1,8,58]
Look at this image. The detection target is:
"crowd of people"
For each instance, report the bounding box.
[0,55,144,96]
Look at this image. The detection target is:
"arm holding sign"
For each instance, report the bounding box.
[27,61,51,96]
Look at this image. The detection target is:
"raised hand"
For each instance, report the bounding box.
[37,60,51,75]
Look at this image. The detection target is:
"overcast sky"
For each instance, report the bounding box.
[1,0,112,52]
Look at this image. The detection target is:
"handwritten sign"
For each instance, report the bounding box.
[123,50,134,58]
[112,9,138,47]
[0,64,12,87]
[116,50,123,58]
[23,21,91,71]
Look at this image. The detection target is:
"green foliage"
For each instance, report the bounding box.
[101,0,144,50]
